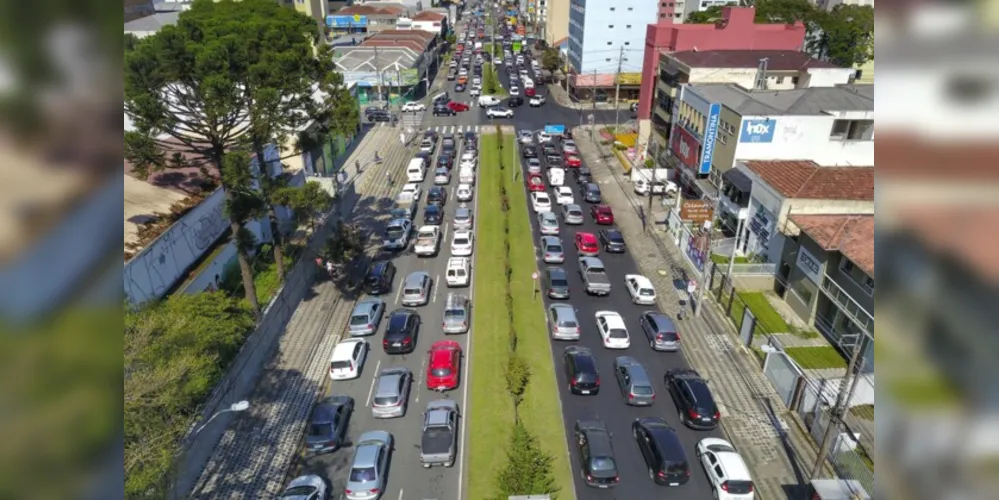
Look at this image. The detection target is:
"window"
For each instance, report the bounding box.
[660,13,666,18]
[607,41,612,45]
[609,25,614,28]
[625,41,630,45]
[840,258,855,274]
[627,25,632,28]
[791,76,800,85]
[863,276,874,294]
[830,119,875,141]
[610,7,615,10]
[606,58,612,62]
[717,134,727,145]
[628,6,634,10]
[775,76,785,84]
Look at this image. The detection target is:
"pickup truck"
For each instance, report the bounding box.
[578,256,612,296]
[420,399,459,468]
[414,226,441,257]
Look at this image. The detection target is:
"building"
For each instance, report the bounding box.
[814,0,875,10]
[295,0,330,27]
[566,0,656,100]
[333,29,441,103]
[675,0,743,23]
[647,49,855,168]
[126,0,155,22]
[544,0,570,47]
[124,11,181,38]
[396,10,449,37]
[326,4,409,35]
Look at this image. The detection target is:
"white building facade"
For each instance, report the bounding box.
[567,0,656,74]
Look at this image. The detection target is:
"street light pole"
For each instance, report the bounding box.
[172,400,250,499]
[695,191,722,318]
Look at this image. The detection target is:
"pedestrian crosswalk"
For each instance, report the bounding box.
[424,125,486,134]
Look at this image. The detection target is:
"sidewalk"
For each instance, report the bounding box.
[577,125,831,500]
[183,126,411,499]
[547,80,633,111]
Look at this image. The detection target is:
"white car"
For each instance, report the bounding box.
[472,77,482,86]
[537,131,553,143]
[461,150,477,162]
[460,156,477,170]
[328,338,369,380]
[433,168,451,185]
[595,311,631,349]
[470,87,481,98]
[696,438,756,500]
[451,230,474,256]
[401,102,426,112]
[554,186,575,205]
[456,183,474,201]
[518,130,534,144]
[537,212,559,235]
[414,226,441,256]
[486,107,514,118]
[526,158,542,174]
[529,95,546,107]
[509,86,520,96]
[419,138,435,154]
[281,475,328,500]
[530,192,552,213]
[625,274,657,305]
[399,183,422,202]
[382,218,412,250]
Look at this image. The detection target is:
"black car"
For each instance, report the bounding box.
[664,369,720,430]
[437,153,454,170]
[583,183,602,203]
[305,395,354,455]
[423,129,438,141]
[433,104,455,116]
[364,104,387,117]
[575,420,620,488]
[423,204,444,225]
[563,346,600,395]
[455,83,466,92]
[522,145,537,159]
[383,308,421,354]
[545,267,570,300]
[427,186,448,206]
[598,229,626,253]
[632,417,691,486]
[545,154,562,169]
[541,143,558,156]
[442,134,457,150]
[364,260,397,295]
[369,110,392,122]
[463,131,477,146]
[508,95,524,107]
[573,166,592,184]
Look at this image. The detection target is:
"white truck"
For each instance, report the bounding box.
[631,168,677,196]
[446,257,471,287]
[414,226,441,257]
[547,167,565,187]
[477,95,501,107]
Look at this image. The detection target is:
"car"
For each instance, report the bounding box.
[540,235,565,264]
[460,156,477,170]
[369,110,392,122]
[583,182,602,203]
[563,139,578,154]
[575,232,599,256]
[562,204,585,225]
[401,101,426,112]
[463,131,477,146]
[419,137,436,154]
[525,86,537,97]
[364,105,387,117]
[531,191,552,212]
[305,395,354,455]
[574,420,621,488]
[537,131,553,143]
[363,261,396,295]
[280,475,328,500]
[537,211,560,235]
[447,101,470,112]
[632,417,691,486]
[437,153,454,171]
[426,340,462,391]
[469,86,481,97]
[456,183,473,201]
[348,298,386,337]
[508,95,525,107]
[591,204,614,224]
[529,95,546,106]
[665,369,720,430]
[555,186,575,205]
[527,173,545,192]
[573,166,592,185]
[454,83,466,92]
[641,311,680,352]
[451,230,474,256]
[595,311,631,349]
[599,229,627,253]
[401,272,433,307]
[433,104,455,116]
[564,154,582,168]
[423,204,444,225]
[526,157,543,174]
[625,274,657,305]
[345,431,393,499]
[486,106,514,118]
[545,267,571,299]
[382,218,412,250]
[427,186,447,206]
[509,86,520,96]
[442,133,456,150]
[398,182,422,202]
[518,130,534,144]
[453,205,474,230]
[329,338,369,380]
[522,144,538,159]
[433,167,451,185]
[614,356,655,406]
[478,95,502,107]
[696,438,756,499]
[563,345,600,395]
[549,303,581,340]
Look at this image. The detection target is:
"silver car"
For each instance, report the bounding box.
[640,311,681,352]
[401,271,432,306]
[548,304,580,340]
[442,293,471,334]
[526,158,542,174]
[540,236,564,264]
[345,430,393,500]
[371,367,413,419]
[454,205,474,230]
[537,211,559,235]
[562,204,585,225]
[348,298,385,336]
[280,474,328,500]
[614,356,656,406]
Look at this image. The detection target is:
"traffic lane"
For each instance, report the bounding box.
[517,158,721,499]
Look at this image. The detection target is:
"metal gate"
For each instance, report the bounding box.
[763,348,804,407]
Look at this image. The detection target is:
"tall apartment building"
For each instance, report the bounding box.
[544,0,571,47]
[567,0,658,100]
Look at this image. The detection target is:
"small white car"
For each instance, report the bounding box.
[529,95,546,107]
[419,138,435,154]
[518,130,534,144]
[562,140,578,154]
[470,87,481,98]
[401,102,426,112]
[530,192,552,213]
[595,311,631,349]
[555,186,575,205]
[461,150,477,162]
[399,183,422,202]
[526,158,542,174]
[486,107,514,118]
[328,338,369,380]
[460,156,477,170]
[537,131,553,143]
[433,167,451,185]
[451,230,474,256]
[456,183,474,202]
[509,86,520,96]
[537,212,559,235]
[625,274,657,305]
[696,438,756,500]
[472,77,482,86]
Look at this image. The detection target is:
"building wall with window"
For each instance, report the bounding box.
[732,113,874,168]
[567,0,657,75]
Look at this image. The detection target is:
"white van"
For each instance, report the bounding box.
[478,95,501,107]
[547,167,565,187]
[406,158,427,182]
[523,77,535,89]
[328,338,368,380]
[474,41,483,50]
[459,167,475,185]
[446,257,471,287]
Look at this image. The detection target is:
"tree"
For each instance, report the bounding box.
[541,47,561,73]
[808,5,874,68]
[276,181,334,234]
[493,420,560,499]
[754,0,816,24]
[686,4,732,24]
[325,221,365,273]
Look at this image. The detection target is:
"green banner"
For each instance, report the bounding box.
[512,41,522,52]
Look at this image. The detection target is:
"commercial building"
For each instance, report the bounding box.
[326,5,409,35]
[566,0,657,100]
[544,0,570,47]
[396,10,450,37]
[646,49,855,168]
[333,29,442,103]
[124,11,180,38]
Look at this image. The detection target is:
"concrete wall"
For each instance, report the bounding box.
[731,114,875,168]
[179,243,238,295]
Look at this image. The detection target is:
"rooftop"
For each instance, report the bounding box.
[412,11,446,21]
[876,133,999,182]
[337,5,406,16]
[124,11,180,32]
[789,214,875,277]
[669,50,840,70]
[896,206,999,286]
[688,83,874,116]
[742,160,875,201]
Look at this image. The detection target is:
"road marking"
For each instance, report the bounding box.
[432,274,440,303]
[457,131,481,500]
[366,359,381,407]
[442,222,450,243]
[416,354,428,403]
[398,489,404,500]
[393,281,404,305]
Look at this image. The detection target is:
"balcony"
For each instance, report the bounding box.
[820,272,874,336]
[720,197,749,220]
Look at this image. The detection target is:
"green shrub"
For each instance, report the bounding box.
[492,420,560,500]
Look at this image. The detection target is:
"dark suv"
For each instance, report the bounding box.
[383,309,421,354]
[632,417,690,486]
[598,229,626,253]
[364,260,396,295]
[574,420,620,488]
[433,104,455,116]
[664,369,720,430]
[563,346,600,395]
[584,183,602,203]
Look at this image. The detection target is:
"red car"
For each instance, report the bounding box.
[564,154,582,168]
[448,101,470,112]
[527,173,546,192]
[591,204,614,225]
[575,232,599,256]
[524,87,536,97]
[426,340,462,391]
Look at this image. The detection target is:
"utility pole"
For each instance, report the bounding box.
[726,197,751,284]
[810,337,867,480]
[374,45,383,102]
[694,190,722,317]
[614,45,624,133]
[591,69,598,114]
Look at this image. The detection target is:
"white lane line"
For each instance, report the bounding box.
[416,354,428,403]
[398,489,404,500]
[366,359,382,407]
[393,279,405,305]
[442,221,450,244]
[432,274,441,304]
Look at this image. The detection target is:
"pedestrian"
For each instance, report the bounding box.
[326,260,335,277]
[355,159,362,173]
[386,170,392,187]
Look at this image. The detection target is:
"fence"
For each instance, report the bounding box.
[728,263,778,276]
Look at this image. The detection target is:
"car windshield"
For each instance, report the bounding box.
[331,360,352,370]
[388,314,409,331]
[609,329,628,339]
[706,443,737,453]
[551,278,568,287]
[350,314,370,326]
[308,423,332,437]
[386,227,405,239]
[558,319,578,329]
[590,456,617,472]
[404,287,422,296]
[349,467,377,482]
[444,310,465,320]
[568,210,581,217]
[282,486,316,497]
[426,207,441,216]
[431,367,452,377]
[724,480,755,494]
[633,385,654,395]
[454,237,470,245]
[666,460,689,473]
[640,289,655,296]
[547,244,563,252]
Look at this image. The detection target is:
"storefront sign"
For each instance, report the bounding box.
[327,15,368,28]
[748,205,774,250]
[617,73,643,86]
[740,118,776,143]
[680,200,713,224]
[795,245,823,285]
[699,103,721,175]
[670,125,700,170]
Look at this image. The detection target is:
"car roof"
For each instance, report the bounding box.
[455,207,471,216]
[541,235,561,245]
[550,303,576,318]
[331,339,363,360]
[716,450,752,479]
[375,371,404,395]
[353,299,381,314]
[404,272,429,285]
[581,425,614,456]
[639,418,684,455]
[547,267,567,278]
[540,212,557,220]
[578,233,598,242]
[627,274,653,286]
[579,256,602,267]
[387,218,409,227]
[596,311,626,328]
[370,261,390,273]
[644,312,677,331]
[352,442,381,467]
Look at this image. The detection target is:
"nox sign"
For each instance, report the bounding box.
[740,118,777,143]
